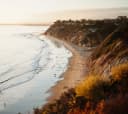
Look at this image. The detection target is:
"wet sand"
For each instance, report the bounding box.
[46,36,92,102]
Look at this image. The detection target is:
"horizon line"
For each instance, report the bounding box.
[0,7,128,25]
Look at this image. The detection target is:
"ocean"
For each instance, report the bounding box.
[0,25,72,114]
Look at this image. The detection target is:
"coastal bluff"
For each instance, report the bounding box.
[44,17,126,47]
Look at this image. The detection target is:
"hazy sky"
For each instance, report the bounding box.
[0,0,128,24]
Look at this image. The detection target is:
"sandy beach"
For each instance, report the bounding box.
[47,37,92,102]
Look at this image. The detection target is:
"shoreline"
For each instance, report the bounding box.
[46,36,92,103]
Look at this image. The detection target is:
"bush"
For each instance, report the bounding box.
[97,94,128,114]
[40,88,76,114]
[75,75,109,101]
[110,63,128,94]
[111,62,128,82]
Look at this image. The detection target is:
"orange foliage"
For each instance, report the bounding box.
[76,75,109,101]
[111,62,128,81]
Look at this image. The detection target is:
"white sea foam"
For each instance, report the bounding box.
[0,25,72,114]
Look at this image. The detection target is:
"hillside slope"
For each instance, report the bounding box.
[89,23,128,76]
[45,19,118,47]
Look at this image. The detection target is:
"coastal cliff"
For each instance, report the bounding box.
[45,18,122,47]
[35,17,128,114]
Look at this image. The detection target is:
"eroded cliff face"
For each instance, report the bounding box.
[45,19,118,47]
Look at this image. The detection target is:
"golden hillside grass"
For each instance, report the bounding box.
[75,75,109,100]
[111,62,128,81]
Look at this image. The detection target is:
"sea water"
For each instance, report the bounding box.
[0,25,72,114]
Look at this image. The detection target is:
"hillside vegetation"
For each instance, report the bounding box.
[35,16,128,114]
[89,22,128,76]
